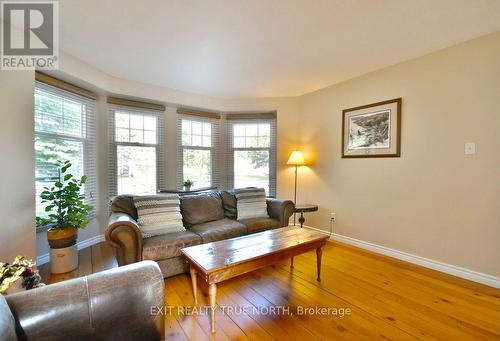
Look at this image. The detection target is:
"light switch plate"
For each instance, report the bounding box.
[465,142,476,155]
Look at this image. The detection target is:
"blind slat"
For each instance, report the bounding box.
[226,112,276,120]
[107,97,165,112]
[177,108,221,120]
[35,72,97,100]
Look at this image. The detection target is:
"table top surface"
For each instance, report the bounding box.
[181,227,328,273]
[294,204,319,212]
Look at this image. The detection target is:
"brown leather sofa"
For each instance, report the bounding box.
[106,190,294,277]
[0,261,164,341]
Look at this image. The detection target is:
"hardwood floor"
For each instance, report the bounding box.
[38,240,500,340]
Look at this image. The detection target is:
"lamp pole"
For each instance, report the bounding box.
[293,164,298,226]
[287,150,305,227]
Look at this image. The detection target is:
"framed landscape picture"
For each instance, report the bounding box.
[342,98,401,158]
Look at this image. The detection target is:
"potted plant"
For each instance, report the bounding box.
[36,160,93,273]
[183,179,194,191]
[0,256,44,295]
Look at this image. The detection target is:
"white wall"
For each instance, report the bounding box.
[0,70,36,262]
[298,31,500,277]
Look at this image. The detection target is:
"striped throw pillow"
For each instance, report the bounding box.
[234,188,269,219]
[133,194,185,237]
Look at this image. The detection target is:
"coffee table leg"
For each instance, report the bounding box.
[209,283,217,333]
[189,266,198,305]
[290,257,294,268]
[316,247,323,281]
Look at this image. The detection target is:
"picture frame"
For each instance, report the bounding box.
[342,98,402,158]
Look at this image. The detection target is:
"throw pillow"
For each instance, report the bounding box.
[133,194,185,237]
[234,187,269,219]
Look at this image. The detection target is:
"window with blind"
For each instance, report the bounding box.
[226,114,277,196]
[34,81,97,219]
[177,112,220,189]
[108,104,166,196]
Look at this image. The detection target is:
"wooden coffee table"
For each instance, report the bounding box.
[181,227,329,333]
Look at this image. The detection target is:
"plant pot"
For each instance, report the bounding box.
[50,245,78,274]
[47,227,78,274]
[47,227,77,249]
[184,186,191,191]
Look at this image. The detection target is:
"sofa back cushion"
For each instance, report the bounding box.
[220,190,237,219]
[134,194,185,237]
[181,192,224,227]
[234,188,269,219]
[110,194,138,220]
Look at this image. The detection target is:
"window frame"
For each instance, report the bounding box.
[226,118,277,197]
[177,115,219,190]
[34,81,97,222]
[108,105,166,197]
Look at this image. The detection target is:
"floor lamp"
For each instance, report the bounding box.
[287,150,305,226]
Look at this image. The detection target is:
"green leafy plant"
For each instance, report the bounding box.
[0,256,44,294]
[36,160,93,230]
[183,179,194,187]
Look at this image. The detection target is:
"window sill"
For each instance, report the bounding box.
[36,223,55,234]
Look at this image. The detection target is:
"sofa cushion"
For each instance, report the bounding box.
[189,218,247,243]
[181,193,224,226]
[0,295,16,341]
[134,194,185,237]
[234,188,269,219]
[142,230,202,261]
[239,217,281,234]
[220,190,237,219]
[111,194,138,220]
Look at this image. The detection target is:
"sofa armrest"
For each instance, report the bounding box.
[106,212,143,266]
[266,198,295,227]
[5,261,165,341]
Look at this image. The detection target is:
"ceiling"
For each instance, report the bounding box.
[59,0,500,98]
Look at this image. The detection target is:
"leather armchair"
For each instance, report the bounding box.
[2,261,164,341]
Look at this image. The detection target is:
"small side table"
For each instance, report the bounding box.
[294,204,319,228]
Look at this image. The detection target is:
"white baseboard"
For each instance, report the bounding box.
[290,224,500,289]
[36,234,105,266]
[76,234,105,250]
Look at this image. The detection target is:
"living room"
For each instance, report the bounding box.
[1,1,499,340]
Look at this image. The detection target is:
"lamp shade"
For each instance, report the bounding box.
[287,150,305,166]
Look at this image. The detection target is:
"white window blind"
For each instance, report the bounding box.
[35,81,97,219]
[226,115,277,196]
[108,104,166,196]
[177,113,220,189]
